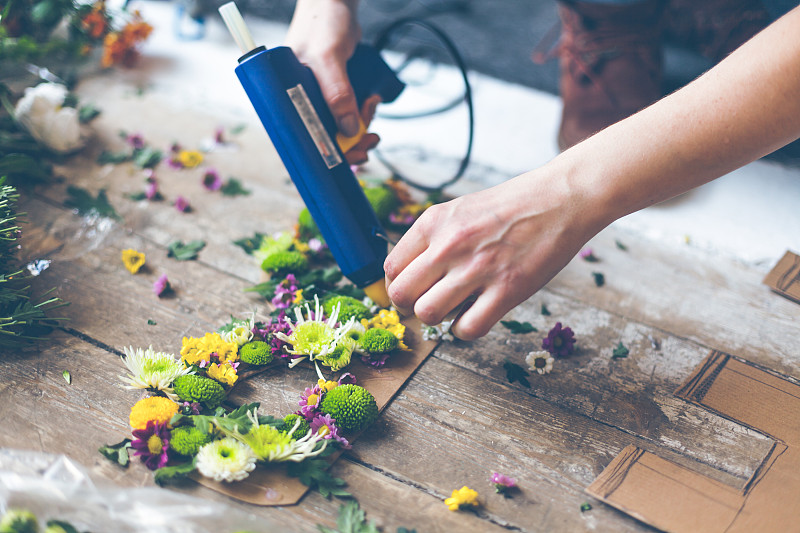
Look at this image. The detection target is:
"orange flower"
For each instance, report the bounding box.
[122,20,153,43]
[81,8,108,40]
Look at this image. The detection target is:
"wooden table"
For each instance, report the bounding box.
[2,72,798,533]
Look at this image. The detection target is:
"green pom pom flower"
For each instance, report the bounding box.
[173,374,226,409]
[320,384,379,432]
[280,414,311,439]
[361,327,399,354]
[0,509,38,533]
[323,295,371,323]
[319,337,355,371]
[260,250,309,275]
[239,340,273,366]
[364,186,398,222]
[169,425,211,456]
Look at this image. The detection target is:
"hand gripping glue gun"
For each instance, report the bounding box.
[218,2,404,307]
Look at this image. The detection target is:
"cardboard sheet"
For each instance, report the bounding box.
[193,315,439,506]
[763,250,800,304]
[587,350,800,532]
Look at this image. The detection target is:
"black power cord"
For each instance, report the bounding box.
[371,18,474,193]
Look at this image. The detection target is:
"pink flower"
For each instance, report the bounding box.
[579,248,599,262]
[127,133,145,150]
[214,126,225,144]
[310,413,350,448]
[131,420,170,470]
[491,472,517,494]
[174,196,190,212]
[145,179,159,200]
[153,273,171,297]
[202,169,222,191]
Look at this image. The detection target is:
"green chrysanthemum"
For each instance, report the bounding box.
[120,346,193,401]
[239,340,273,366]
[173,374,226,409]
[170,425,212,456]
[361,327,399,354]
[260,250,309,275]
[240,424,294,461]
[0,509,37,533]
[323,295,371,323]
[320,384,379,432]
[280,414,311,439]
[319,336,355,371]
[364,186,399,222]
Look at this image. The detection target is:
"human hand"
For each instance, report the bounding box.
[342,94,381,164]
[384,166,605,340]
[286,0,362,138]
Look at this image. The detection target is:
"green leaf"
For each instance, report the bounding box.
[230,123,247,135]
[167,240,206,261]
[78,104,101,123]
[615,240,628,251]
[397,529,418,533]
[503,360,530,388]
[612,342,629,359]
[45,520,80,533]
[317,500,379,533]
[0,153,52,183]
[540,304,551,316]
[220,178,251,197]
[592,272,605,287]
[64,186,121,221]
[154,459,197,486]
[96,150,131,165]
[98,439,132,467]
[132,146,163,169]
[147,319,157,325]
[125,191,148,201]
[233,232,268,255]
[580,502,593,512]
[62,369,71,384]
[288,456,351,500]
[500,320,537,334]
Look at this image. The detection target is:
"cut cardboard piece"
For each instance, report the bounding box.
[763,250,800,304]
[193,315,439,506]
[587,350,800,532]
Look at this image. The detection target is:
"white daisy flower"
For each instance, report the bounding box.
[195,437,257,482]
[525,350,554,375]
[120,346,193,401]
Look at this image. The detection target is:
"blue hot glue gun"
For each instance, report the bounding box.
[219,2,404,307]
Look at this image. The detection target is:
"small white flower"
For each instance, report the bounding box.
[420,320,455,342]
[222,325,253,346]
[525,350,554,375]
[196,437,257,482]
[14,83,85,153]
[120,346,193,401]
[362,296,379,314]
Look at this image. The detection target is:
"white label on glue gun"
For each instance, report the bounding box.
[287,84,342,169]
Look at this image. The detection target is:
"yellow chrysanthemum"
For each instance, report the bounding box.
[292,289,305,305]
[317,378,338,392]
[121,249,145,274]
[129,396,178,430]
[292,238,310,253]
[444,486,479,511]
[361,309,408,350]
[207,362,238,386]
[177,150,203,168]
[180,332,239,366]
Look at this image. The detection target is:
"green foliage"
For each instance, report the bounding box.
[0,508,38,533]
[503,360,530,388]
[0,178,66,349]
[323,295,370,323]
[540,304,551,316]
[297,207,322,241]
[169,426,211,456]
[260,250,309,276]
[98,438,132,467]
[173,374,226,409]
[167,240,206,261]
[363,186,398,223]
[220,178,251,197]
[360,328,398,355]
[153,458,197,486]
[592,272,605,287]
[239,340,273,366]
[317,500,379,533]
[500,320,537,334]
[320,384,378,432]
[63,185,121,220]
[171,402,262,436]
[611,342,629,359]
[44,519,80,533]
[232,232,267,255]
[287,447,351,499]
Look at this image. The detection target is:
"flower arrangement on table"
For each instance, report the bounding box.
[102,177,447,491]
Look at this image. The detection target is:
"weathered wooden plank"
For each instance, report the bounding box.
[546,228,800,376]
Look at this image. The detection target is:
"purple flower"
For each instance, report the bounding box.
[127,133,145,150]
[214,126,225,144]
[202,169,222,191]
[153,273,171,297]
[252,313,292,356]
[337,373,357,385]
[270,274,298,309]
[491,472,517,494]
[579,248,599,262]
[308,238,325,253]
[360,352,391,369]
[310,413,350,449]
[542,322,576,358]
[299,385,322,419]
[389,212,415,226]
[174,196,191,212]
[181,401,202,415]
[145,179,159,200]
[131,420,170,470]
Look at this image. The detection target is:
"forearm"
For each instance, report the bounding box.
[551,5,800,228]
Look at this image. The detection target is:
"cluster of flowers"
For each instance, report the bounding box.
[0,508,79,533]
[119,321,381,483]
[526,322,577,375]
[444,472,518,512]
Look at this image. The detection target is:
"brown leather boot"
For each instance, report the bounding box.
[555,0,666,151]
[664,0,770,62]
